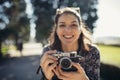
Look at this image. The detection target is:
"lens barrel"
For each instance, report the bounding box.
[59,57,72,70]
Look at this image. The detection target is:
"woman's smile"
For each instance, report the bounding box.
[63,35,74,39]
[56,13,81,45]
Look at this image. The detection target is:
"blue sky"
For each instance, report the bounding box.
[93,0,120,38]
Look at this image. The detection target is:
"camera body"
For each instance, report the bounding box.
[52,51,82,72]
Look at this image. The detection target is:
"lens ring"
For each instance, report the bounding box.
[59,57,72,70]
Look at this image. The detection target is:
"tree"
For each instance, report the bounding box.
[31,0,55,45]
[31,0,98,45]
[0,0,29,58]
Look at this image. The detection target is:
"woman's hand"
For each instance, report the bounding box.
[53,62,89,80]
[40,50,58,80]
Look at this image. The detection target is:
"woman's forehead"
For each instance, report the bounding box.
[58,14,79,23]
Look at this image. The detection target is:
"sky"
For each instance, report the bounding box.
[25,0,36,39]
[93,0,120,38]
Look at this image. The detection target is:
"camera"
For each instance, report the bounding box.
[52,51,82,72]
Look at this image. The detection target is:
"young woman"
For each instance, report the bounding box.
[39,7,100,80]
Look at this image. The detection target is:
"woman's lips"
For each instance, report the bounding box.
[63,35,74,39]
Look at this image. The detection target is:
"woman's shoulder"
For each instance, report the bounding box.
[85,44,100,61]
[88,44,100,54]
[40,44,51,56]
[42,44,51,53]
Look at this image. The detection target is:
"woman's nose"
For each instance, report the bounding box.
[64,26,72,32]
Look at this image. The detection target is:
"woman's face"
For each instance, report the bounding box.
[56,13,81,45]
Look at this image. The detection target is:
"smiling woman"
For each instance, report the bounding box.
[56,14,81,48]
[38,7,100,80]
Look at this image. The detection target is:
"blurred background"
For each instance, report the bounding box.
[0,0,120,80]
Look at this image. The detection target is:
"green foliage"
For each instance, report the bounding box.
[1,45,9,55]
[0,0,30,41]
[0,0,30,57]
[31,0,98,44]
[0,28,18,40]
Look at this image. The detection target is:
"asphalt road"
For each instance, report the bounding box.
[0,55,42,80]
[0,43,43,80]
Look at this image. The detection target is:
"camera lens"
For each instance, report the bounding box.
[59,57,72,70]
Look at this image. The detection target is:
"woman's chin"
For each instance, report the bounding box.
[62,40,74,45]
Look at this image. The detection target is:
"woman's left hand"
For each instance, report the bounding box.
[53,62,89,80]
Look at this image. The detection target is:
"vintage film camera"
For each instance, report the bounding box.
[52,51,83,72]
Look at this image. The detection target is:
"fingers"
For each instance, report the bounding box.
[40,50,58,74]
[40,50,57,66]
[53,67,67,80]
[47,62,57,72]
[53,66,76,79]
[53,63,86,80]
[39,50,58,79]
[43,58,56,68]
[58,66,75,77]
[72,62,85,73]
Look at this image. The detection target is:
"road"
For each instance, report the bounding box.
[0,43,43,80]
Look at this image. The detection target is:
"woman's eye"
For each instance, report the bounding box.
[71,24,78,27]
[59,25,65,27]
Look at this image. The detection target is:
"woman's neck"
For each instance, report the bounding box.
[61,43,78,52]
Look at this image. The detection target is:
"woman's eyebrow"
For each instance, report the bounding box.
[58,22,65,24]
[71,21,77,23]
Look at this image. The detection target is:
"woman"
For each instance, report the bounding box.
[39,7,100,80]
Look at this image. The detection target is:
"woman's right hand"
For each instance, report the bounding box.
[40,50,58,80]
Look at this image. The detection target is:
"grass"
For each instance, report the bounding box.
[1,44,16,56]
[2,46,9,55]
[97,44,120,67]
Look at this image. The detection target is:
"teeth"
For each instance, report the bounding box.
[63,35,73,39]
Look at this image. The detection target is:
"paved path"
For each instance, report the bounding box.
[8,43,43,57]
[0,43,43,80]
